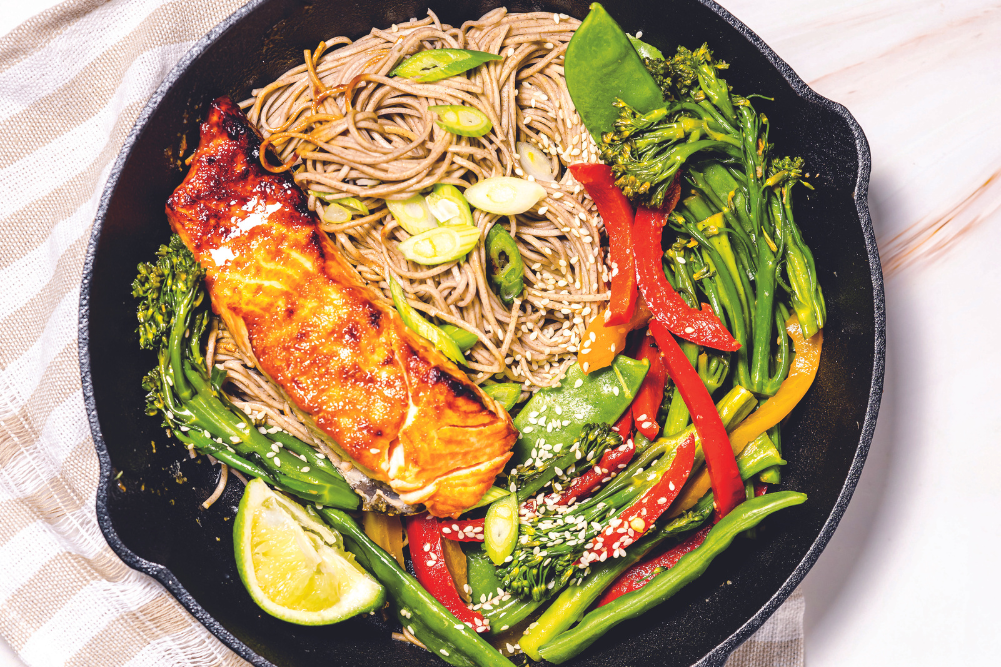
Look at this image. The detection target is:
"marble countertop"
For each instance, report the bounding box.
[3,0,999,664]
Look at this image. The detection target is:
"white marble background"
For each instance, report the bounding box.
[2,0,1000,664]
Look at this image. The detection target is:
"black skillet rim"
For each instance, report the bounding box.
[78,1,885,665]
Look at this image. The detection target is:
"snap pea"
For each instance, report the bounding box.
[319,508,515,667]
[565,3,664,137]
[511,355,649,465]
[482,596,545,634]
[627,34,663,61]
[391,48,502,83]
[485,224,524,305]
[537,491,808,663]
[481,383,522,412]
[389,276,465,364]
[464,544,506,605]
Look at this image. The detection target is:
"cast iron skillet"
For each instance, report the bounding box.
[79,1,885,665]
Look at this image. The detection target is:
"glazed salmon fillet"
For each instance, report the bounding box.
[166,96,516,517]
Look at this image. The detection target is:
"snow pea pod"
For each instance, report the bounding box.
[537,491,808,663]
[511,355,649,464]
[565,3,665,137]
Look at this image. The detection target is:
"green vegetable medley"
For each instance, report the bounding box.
[134,5,828,667]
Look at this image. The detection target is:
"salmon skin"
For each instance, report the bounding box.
[166,96,516,517]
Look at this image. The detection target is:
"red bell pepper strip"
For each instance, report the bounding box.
[650,320,744,520]
[570,163,636,326]
[579,432,696,566]
[612,408,634,439]
[439,518,485,542]
[754,481,769,497]
[404,513,489,632]
[556,441,635,506]
[633,206,740,352]
[631,335,667,440]
[596,524,712,606]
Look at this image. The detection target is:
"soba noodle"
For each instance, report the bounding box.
[236,8,610,391]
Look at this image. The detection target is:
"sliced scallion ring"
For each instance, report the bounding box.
[321,202,352,224]
[398,226,481,265]
[429,105,492,137]
[517,142,555,182]
[389,276,464,364]
[309,191,370,216]
[440,324,478,351]
[426,184,473,226]
[390,48,502,83]
[385,194,437,235]
[464,176,546,215]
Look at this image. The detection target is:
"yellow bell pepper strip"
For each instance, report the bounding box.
[362,512,405,568]
[651,320,744,520]
[578,299,651,374]
[670,316,822,515]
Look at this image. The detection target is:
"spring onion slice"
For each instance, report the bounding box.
[426,184,474,226]
[385,194,437,235]
[481,383,522,411]
[440,324,478,351]
[390,48,502,83]
[429,105,493,137]
[398,226,481,265]
[517,142,555,182]
[389,276,464,364]
[465,177,546,215]
[321,202,351,224]
[309,190,370,215]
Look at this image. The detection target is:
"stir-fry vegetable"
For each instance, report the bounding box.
[671,315,822,514]
[564,3,664,137]
[430,105,493,137]
[405,512,489,632]
[517,141,555,181]
[631,335,667,440]
[651,320,744,520]
[440,324,479,351]
[427,184,474,226]
[484,493,520,565]
[386,194,437,235]
[485,224,525,305]
[389,276,465,364]
[578,300,650,374]
[537,491,807,663]
[481,383,522,412]
[569,163,637,326]
[634,206,739,352]
[320,509,513,667]
[391,48,502,82]
[465,176,546,215]
[511,356,648,464]
[398,225,481,265]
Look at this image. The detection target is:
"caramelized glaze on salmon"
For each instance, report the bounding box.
[166,97,516,517]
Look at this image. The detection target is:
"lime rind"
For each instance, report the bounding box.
[235,479,384,625]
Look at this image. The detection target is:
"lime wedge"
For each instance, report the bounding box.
[234,478,384,624]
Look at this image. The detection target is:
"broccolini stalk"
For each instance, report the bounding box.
[134,235,359,510]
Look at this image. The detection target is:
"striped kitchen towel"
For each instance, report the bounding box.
[0,0,805,665]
